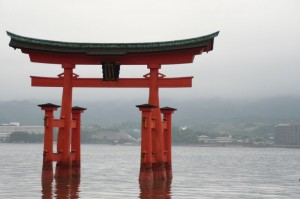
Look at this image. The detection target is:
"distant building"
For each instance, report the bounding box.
[198,135,235,144]
[215,136,235,144]
[198,135,210,143]
[275,124,300,146]
[0,122,44,140]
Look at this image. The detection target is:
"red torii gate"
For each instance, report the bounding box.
[7,31,219,182]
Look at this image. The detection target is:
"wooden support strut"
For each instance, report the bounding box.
[71,106,86,169]
[136,104,156,182]
[38,103,61,163]
[161,107,177,180]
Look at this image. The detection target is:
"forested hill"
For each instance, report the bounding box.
[1,97,300,127]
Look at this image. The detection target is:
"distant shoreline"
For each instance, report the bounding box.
[1,142,300,149]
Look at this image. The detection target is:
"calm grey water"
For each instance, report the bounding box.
[0,144,300,198]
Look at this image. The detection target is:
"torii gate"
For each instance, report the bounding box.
[7,31,219,182]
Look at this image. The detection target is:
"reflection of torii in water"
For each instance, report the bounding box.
[7,31,219,182]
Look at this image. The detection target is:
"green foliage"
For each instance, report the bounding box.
[218,123,275,140]
[81,124,137,144]
[172,127,201,144]
[9,131,43,143]
[5,122,276,145]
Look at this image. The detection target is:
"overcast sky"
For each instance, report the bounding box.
[0,0,299,102]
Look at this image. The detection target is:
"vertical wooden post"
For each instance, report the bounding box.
[38,103,60,183]
[71,106,86,175]
[147,64,166,181]
[38,103,61,163]
[161,107,177,180]
[136,104,156,182]
[57,64,75,166]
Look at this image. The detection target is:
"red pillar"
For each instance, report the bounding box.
[161,107,177,180]
[71,106,86,175]
[38,103,61,163]
[147,64,166,181]
[57,64,75,167]
[38,103,60,183]
[136,104,156,182]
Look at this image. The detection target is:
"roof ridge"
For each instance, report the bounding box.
[7,31,219,49]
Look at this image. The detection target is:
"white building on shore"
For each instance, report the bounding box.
[198,135,235,144]
[0,122,44,140]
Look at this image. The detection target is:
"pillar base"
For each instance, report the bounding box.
[165,162,173,180]
[139,163,153,182]
[42,161,53,182]
[152,161,167,181]
[55,161,72,178]
[71,161,81,177]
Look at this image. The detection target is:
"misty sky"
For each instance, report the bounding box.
[0,0,299,101]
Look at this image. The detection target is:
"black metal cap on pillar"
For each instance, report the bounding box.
[72,106,87,114]
[161,107,177,115]
[160,106,177,111]
[38,103,61,111]
[136,104,157,112]
[72,106,87,111]
[136,104,157,109]
[38,103,61,108]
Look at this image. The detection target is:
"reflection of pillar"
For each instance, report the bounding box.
[70,175,80,199]
[55,172,71,198]
[56,167,80,199]
[153,181,172,199]
[147,64,166,181]
[71,106,86,176]
[160,107,176,180]
[136,104,156,182]
[139,182,153,198]
[38,103,60,163]
[41,165,53,199]
[42,166,80,199]
[139,180,172,199]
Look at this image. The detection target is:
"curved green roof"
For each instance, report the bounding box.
[7,31,219,55]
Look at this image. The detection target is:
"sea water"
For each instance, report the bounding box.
[0,144,299,198]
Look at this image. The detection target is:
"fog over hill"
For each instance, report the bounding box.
[1,97,300,130]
